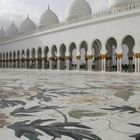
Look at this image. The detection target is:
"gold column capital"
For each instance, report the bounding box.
[135,53,140,58]
[116,53,123,59]
[76,56,81,60]
[57,56,65,61]
[49,57,56,61]
[101,54,107,59]
[87,55,93,59]
[66,56,72,61]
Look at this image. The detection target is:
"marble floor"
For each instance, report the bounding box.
[0,69,139,140]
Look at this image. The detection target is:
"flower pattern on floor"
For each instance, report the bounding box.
[0,70,139,140]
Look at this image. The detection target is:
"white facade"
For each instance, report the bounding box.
[0,0,140,72]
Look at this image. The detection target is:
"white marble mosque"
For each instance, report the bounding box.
[0,0,140,72]
[0,0,140,140]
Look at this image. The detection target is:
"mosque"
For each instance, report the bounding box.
[0,0,140,72]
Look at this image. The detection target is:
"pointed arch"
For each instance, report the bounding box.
[69,42,77,70]
[105,37,117,71]
[121,35,135,72]
[79,41,88,70]
[92,39,102,71]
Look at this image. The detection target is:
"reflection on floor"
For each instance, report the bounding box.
[0,69,139,140]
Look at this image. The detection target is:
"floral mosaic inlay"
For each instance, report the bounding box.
[0,69,139,140]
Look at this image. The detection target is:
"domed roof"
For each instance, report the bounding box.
[20,15,36,33]
[7,22,19,37]
[109,0,139,8]
[65,0,92,21]
[40,6,59,27]
[0,27,5,39]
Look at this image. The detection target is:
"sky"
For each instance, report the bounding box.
[0,0,109,29]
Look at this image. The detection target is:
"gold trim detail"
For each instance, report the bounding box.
[57,57,65,61]
[66,56,72,61]
[135,53,140,58]
[101,54,107,59]
[49,57,56,61]
[116,54,123,59]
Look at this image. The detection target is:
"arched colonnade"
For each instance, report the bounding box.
[0,35,140,72]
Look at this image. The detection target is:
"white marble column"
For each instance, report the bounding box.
[10,61,12,68]
[35,60,38,69]
[15,61,17,69]
[25,60,27,69]
[66,59,70,70]
[116,54,123,72]
[87,55,93,71]
[117,58,120,72]
[76,56,81,70]
[49,58,54,70]
[98,59,101,71]
[11,61,14,68]
[18,61,20,68]
[119,58,122,72]
[101,58,104,72]
[2,61,5,68]
[20,61,22,69]
[100,55,106,72]
[57,58,61,70]
[66,56,72,70]
[104,58,106,72]
[135,57,137,73]
[49,60,53,69]
[138,58,140,72]
[0,61,1,68]
[1,61,3,68]
[42,60,45,69]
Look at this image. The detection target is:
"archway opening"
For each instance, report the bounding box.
[44,46,49,69]
[122,35,135,72]
[59,44,66,70]
[37,47,42,69]
[21,50,25,68]
[3,53,6,68]
[69,43,77,70]
[92,39,101,71]
[17,50,20,68]
[13,51,16,68]
[26,49,30,69]
[6,52,8,68]
[106,38,117,71]
[50,45,57,69]
[80,41,88,70]
[9,51,13,68]
[0,53,2,68]
[31,48,36,69]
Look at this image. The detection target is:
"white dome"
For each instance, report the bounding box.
[40,6,59,27]
[7,22,19,37]
[20,16,36,33]
[65,0,92,21]
[109,0,139,8]
[0,27,5,39]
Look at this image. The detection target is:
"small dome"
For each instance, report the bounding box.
[7,22,19,37]
[109,0,139,9]
[20,16,36,33]
[65,0,92,21]
[0,27,5,39]
[40,6,59,27]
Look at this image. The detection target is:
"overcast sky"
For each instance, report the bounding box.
[0,0,109,29]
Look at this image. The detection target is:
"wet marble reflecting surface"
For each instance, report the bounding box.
[0,69,140,140]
